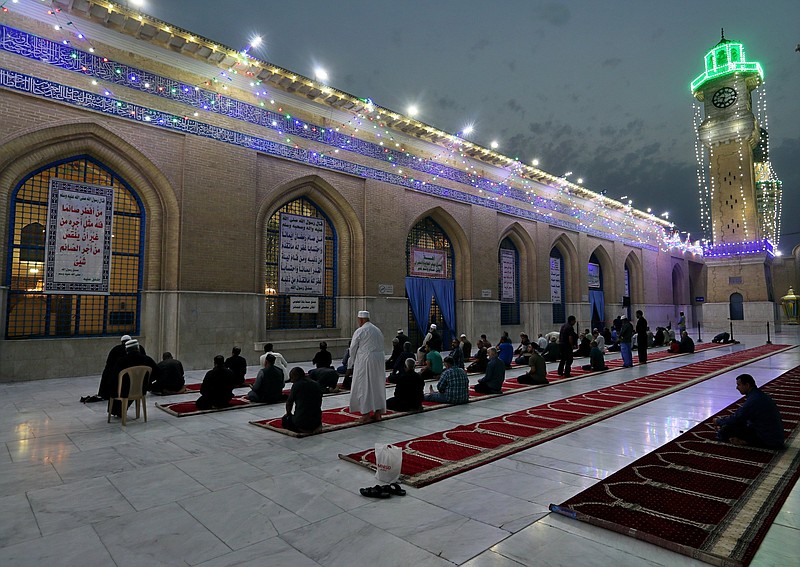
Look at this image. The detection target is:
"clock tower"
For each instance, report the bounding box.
[691,31,777,328]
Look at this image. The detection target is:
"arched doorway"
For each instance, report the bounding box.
[5,156,144,338]
[499,238,520,325]
[730,293,744,320]
[263,197,337,330]
[588,251,605,331]
[405,217,455,349]
[550,247,565,324]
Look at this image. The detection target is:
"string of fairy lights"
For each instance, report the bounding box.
[3,0,691,251]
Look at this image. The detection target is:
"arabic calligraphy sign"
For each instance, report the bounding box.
[500,249,516,302]
[279,213,325,295]
[44,178,113,295]
[410,247,446,278]
[588,262,601,289]
[550,257,562,303]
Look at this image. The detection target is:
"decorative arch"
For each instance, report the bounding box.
[408,206,472,299]
[672,261,688,307]
[0,121,178,290]
[588,244,615,294]
[499,222,537,301]
[624,250,644,306]
[550,233,580,303]
[256,175,364,298]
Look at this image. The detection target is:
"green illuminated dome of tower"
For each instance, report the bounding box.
[691,30,763,94]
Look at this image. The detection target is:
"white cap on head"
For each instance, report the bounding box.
[121,334,132,342]
[125,339,139,351]
[430,324,437,330]
[460,334,466,338]
[357,310,370,318]
[397,328,404,334]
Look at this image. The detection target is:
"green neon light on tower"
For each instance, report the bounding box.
[690,29,763,93]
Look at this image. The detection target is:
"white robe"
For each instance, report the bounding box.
[347,321,386,414]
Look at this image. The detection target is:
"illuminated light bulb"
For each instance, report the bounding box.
[462,125,474,135]
[532,159,539,166]
[314,68,328,82]
[577,178,583,185]
[490,140,499,149]
[407,105,418,117]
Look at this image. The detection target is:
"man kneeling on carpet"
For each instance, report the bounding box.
[282,367,323,434]
[473,347,505,394]
[715,373,784,449]
[517,348,549,385]
[247,354,287,404]
[196,355,236,410]
[581,341,609,372]
[425,356,469,404]
[386,358,424,412]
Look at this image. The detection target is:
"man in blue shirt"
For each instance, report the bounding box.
[497,337,514,368]
[715,374,784,449]
[425,356,469,404]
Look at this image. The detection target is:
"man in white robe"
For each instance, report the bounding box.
[347,310,386,422]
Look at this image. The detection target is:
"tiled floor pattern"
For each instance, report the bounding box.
[0,332,798,566]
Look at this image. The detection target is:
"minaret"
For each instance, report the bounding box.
[691,30,777,325]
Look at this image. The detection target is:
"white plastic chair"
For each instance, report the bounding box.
[107,365,151,426]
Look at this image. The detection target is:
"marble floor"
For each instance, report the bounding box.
[0,332,798,567]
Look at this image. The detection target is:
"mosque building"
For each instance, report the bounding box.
[0,1,795,382]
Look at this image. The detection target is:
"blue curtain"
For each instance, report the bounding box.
[405,277,433,337]
[589,290,605,326]
[430,279,455,339]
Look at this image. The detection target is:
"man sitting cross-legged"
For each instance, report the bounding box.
[247,353,287,404]
[715,373,784,449]
[581,340,609,372]
[282,367,323,434]
[386,358,425,412]
[424,356,469,405]
[473,347,506,394]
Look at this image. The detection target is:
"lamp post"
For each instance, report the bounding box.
[781,287,800,325]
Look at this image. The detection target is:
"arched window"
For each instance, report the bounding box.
[499,238,520,325]
[588,252,604,329]
[6,156,144,338]
[729,293,744,321]
[405,217,455,348]
[550,247,565,324]
[264,197,336,329]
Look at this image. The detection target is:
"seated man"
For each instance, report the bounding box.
[653,327,666,347]
[715,374,784,448]
[282,367,323,434]
[424,356,469,405]
[679,330,695,353]
[541,336,560,362]
[536,333,548,352]
[196,355,236,410]
[581,341,609,372]
[514,343,534,366]
[105,339,159,416]
[448,338,465,369]
[260,343,289,378]
[225,346,248,388]
[420,345,443,381]
[98,334,142,399]
[336,342,350,375]
[497,337,514,368]
[460,334,472,361]
[466,340,488,373]
[514,333,531,356]
[152,352,185,394]
[591,329,606,351]
[247,354,287,403]
[573,333,591,357]
[308,366,340,393]
[474,347,505,394]
[517,348,548,385]
[386,358,424,412]
[312,341,333,369]
[388,341,416,383]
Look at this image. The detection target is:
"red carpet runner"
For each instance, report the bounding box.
[339,344,790,487]
[550,364,800,567]
[250,343,725,436]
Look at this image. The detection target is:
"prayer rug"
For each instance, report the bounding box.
[155,395,270,417]
[339,344,791,486]
[251,343,732,438]
[550,364,800,567]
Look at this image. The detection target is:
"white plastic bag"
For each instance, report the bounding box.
[374,443,403,484]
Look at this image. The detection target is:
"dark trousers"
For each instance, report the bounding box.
[717,422,773,447]
[557,344,573,376]
[637,335,647,363]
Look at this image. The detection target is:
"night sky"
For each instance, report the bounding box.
[144,0,800,254]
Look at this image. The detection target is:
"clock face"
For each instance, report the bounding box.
[712,87,737,109]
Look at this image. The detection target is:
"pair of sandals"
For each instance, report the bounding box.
[359,482,406,498]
